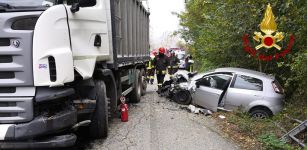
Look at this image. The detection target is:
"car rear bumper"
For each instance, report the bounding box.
[0,107,77,148]
[269,104,283,115]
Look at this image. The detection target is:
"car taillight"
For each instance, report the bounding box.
[272,81,284,94]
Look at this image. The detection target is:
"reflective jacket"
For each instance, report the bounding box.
[146,58,155,69]
[169,55,180,67]
[153,54,169,72]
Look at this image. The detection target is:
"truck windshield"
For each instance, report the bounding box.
[0,0,56,7]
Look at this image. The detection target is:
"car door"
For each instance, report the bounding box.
[65,0,111,79]
[223,74,264,110]
[193,74,232,112]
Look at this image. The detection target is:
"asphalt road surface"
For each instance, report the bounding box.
[72,84,240,150]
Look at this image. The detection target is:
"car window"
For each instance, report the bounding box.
[197,74,232,90]
[232,75,263,91]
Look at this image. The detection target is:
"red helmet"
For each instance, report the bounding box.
[159,47,166,54]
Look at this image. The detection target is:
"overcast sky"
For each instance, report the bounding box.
[143,0,185,49]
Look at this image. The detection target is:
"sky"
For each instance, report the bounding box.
[142,0,186,49]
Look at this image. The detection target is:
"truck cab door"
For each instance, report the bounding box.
[33,5,74,86]
[65,0,111,79]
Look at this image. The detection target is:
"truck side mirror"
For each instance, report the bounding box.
[79,0,96,7]
[70,3,80,13]
[71,0,96,13]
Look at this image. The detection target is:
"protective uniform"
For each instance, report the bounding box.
[168,52,180,77]
[153,47,169,93]
[147,52,157,84]
[185,55,194,72]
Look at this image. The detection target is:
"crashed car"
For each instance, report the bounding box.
[172,68,285,119]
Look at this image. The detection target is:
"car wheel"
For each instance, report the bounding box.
[174,90,191,105]
[250,108,272,119]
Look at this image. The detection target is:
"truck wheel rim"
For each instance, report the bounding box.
[138,83,141,96]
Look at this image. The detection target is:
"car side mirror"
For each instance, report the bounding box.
[71,0,96,13]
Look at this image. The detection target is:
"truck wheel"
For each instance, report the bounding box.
[129,69,141,103]
[89,80,109,138]
[140,69,147,96]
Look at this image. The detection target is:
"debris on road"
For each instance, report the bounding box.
[180,105,213,116]
[218,115,226,119]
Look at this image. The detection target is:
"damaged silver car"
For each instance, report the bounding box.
[172,68,285,119]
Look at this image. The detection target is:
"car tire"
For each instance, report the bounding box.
[174,90,192,105]
[250,108,272,119]
[129,69,141,103]
[140,69,147,96]
[89,80,109,138]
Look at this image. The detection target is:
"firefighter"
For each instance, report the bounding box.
[146,51,157,84]
[168,51,180,78]
[153,47,169,93]
[185,55,194,72]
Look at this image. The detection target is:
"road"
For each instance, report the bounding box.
[73,84,240,150]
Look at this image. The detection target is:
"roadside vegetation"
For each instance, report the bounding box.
[178,0,306,149]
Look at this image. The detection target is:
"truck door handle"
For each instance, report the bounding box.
[94,34,101,47]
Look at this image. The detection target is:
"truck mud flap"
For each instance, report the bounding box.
[0,134,76,149]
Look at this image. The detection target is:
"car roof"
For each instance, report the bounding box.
[215,67,274,80]
[194,67,275,81]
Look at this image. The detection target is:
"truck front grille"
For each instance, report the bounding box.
[0,12,35,87]
[0,97,33,124]
[0,38,10,46]
[0,12,40,123]
[0,87,16,93]
[0,55,13,63]
[0,113,18,117]
[0,72,15,79]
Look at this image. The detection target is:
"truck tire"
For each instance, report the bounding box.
[140,69,147,96]
[89,80,109,138]
[129,69,141,103]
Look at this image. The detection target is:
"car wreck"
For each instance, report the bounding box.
[165,68,285,119]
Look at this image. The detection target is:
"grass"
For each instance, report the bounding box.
[214,103,307,150]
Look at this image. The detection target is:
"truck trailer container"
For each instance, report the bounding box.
[0,0,150,148]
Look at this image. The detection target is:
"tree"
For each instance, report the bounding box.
[178,0,307,106]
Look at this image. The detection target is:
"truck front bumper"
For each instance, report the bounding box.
[0,134,76,149]
[0,107,77,149]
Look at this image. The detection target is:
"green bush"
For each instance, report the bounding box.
[259,133,292,150]
[179,0,307,117]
